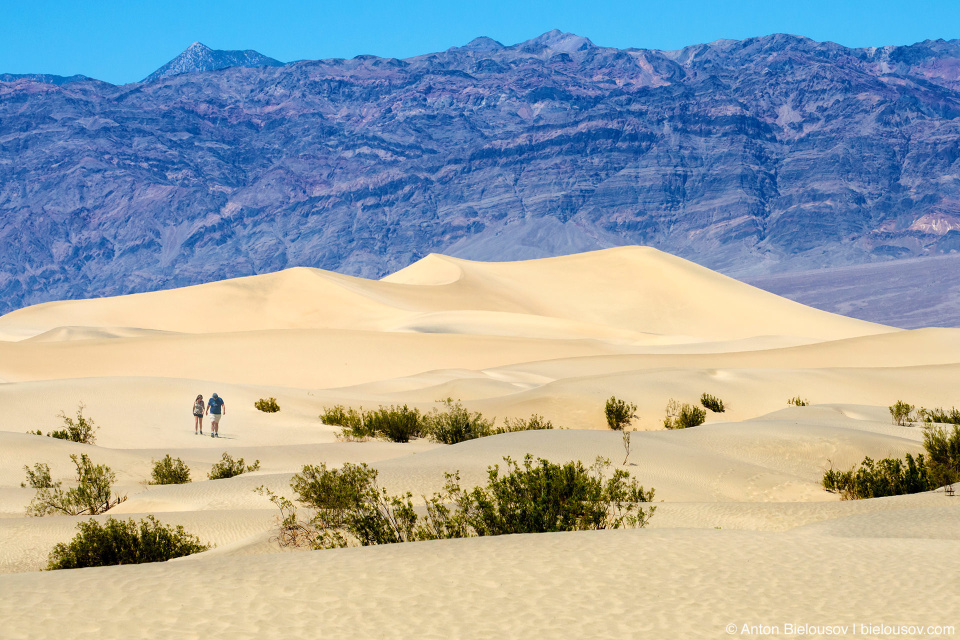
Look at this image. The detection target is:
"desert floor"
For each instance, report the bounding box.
[0,247,957,639]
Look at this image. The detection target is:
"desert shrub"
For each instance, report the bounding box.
[700,393,725,413]
[41,404,98,444]
[366,404,425,443]
[207,453,261,480]
[423,399,493,444]
[787,396,809,407]
[254,397,280,413]
[493,414,554,434]
[922,424,960,488]
[822,454,931,499]
[275,456,656,549]
[47,516,209,570]
[605,396,637,431]
[149,455,192,485]
[24,454,125,516]
[663,399,706,429]
[889,400,915,426]
[461,455,656,535]
[321,405,370,439]
[918,407,960,426]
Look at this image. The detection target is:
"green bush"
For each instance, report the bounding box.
[149,455,192,485]
[47,516,209,570]
[787,396,809,407]
[922,424,960,488]
[493,414,555,434]
[207,453,261,480]
[23,454,125,516]
[423,399,493,444]
[918,407,960,425]
[365,404,425,443]
[321,405,370,439]
[38,404,98,444]
[822,424,960,499]
[700,393,725,413]
[823,454,931,499]
[605,396,637,431]
[254,397,280,413]
[663,399,706,429]
[461,455,656,536]
[889,400,915,426]
[270,456,656,549]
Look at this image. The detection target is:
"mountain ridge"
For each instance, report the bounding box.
[2,31,960,319]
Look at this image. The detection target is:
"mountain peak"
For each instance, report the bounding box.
[521,29,596,52]
[458,36,505,52]
[142,43,283,83]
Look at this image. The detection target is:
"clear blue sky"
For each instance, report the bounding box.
[3,0,959,84]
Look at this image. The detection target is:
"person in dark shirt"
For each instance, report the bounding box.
[206,393,225,438]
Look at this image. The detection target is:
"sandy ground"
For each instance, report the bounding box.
[0,247,957,639]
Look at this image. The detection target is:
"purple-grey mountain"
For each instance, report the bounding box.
[2,30,960,316]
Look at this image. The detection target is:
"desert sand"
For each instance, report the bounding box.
[0,246,957,639]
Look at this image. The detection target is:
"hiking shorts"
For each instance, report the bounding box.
[210,413,222,424]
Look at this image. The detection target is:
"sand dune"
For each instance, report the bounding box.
[1,247,957,639]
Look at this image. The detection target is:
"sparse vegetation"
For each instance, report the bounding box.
[32,404,99,444]
[922,424,960,489]
[889,400,915,426]
[822,424,960,499]
[493,414,554,435]
[700,393,725,413]
[918,406,960,426]
[423,398,493,444]
[787,396,809,407]
[323,401,549,444]
[23,454,125,516]
[605,396,637,431]
[47,516,209,570]
[254,397,280,413]
[149,455,192,485]
[663,399,706,430]
[262,456,656,549]
[822,454,931,499]
[207,453,261,480]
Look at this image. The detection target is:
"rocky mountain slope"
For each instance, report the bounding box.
[142,42,284,82]
[2,30,960,314]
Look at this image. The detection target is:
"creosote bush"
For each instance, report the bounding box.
[208,453,261,480]
[32,404,99,444]
[423,398,493,444]
[663,399,706,430]
[822,424,960,499]
[700,393,725,413]
[23,454,125,516]
[494,414,554,434]
[822,454,930,499]
[889,400,915,426]
[47,516,209,570]
[917,406,960,426]
[323,401,552,443]
[605,396,637,431]
[787,396,809,407]
[260,456,655,549]
[254,397,280,413]
[150,455,192,485]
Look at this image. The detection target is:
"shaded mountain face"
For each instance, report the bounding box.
[142,42,284,82]
[2,31,960,314]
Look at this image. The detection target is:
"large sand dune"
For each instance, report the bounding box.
[1,247,957,639]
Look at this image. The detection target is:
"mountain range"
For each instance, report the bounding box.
[2,30,960,318]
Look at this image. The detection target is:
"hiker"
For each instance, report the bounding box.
[207,393,225,438]
[193,394,205,435]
